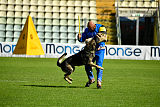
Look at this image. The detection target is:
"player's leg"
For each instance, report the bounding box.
[85,57,96,87]
[95,50,105,89]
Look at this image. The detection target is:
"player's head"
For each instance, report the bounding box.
[87,21,96,32]
[99,26,107,34]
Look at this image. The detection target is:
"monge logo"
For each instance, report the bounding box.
[0,43,16,53]
[105,46,142,56]
[151,47,160,57]
[46,44,82,54]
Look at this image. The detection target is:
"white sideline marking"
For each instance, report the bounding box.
[0,80,28,83]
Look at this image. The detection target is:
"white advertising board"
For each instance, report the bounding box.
[0,42,160,60]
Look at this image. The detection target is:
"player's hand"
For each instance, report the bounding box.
[78,33,81,40]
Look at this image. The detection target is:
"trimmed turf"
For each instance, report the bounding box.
[0,57,160,107]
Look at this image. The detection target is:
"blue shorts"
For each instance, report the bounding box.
[85,49,105,82]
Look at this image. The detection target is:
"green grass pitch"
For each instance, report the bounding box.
[0,57,160,107]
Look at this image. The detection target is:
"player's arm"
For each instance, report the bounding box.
[77,33,82,41]
[77,29,88,42]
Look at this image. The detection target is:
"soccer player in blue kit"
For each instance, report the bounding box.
[77,21,107,89]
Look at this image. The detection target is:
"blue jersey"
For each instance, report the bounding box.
[79,24,106,51]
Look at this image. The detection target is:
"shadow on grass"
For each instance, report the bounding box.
[22,85,85,89]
